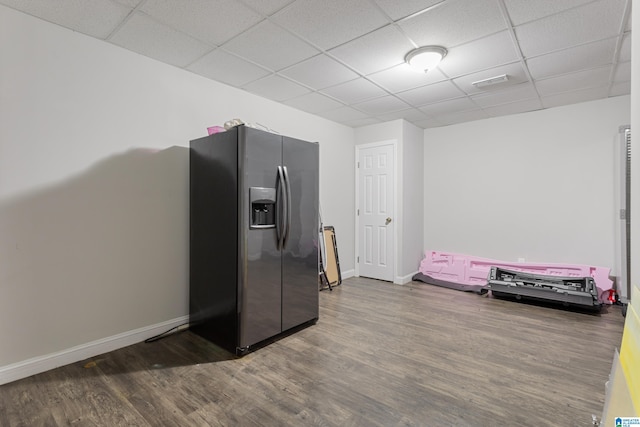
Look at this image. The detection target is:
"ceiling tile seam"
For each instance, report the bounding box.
[262,14,394,58]
[185,42,278,76]
[239,71,355,109]
[118,9,217,51]
[496,0,541,111]
[0,5,80,38]
[287,89,353,111]
[538,86,610,108]
[248,13,516,101]
[505,0,603,28]
[365,0,403,27]
[242,15,412,102]
[475,94,540,110]
[401,92,470,110]
[532,63,615,84]
[272,48,400,100]
[373,109,429,122]
[182,45,220,70]
[446,59,524,82]
[318,82,390,105]
[104,0,148,41]
[541,83,612,99]
[393,0,448,25]
[348,97,411,116]
[181,10,327,72]
[235,0,294,19]
[422,101,480,116]
[605,0,633,95]
[521,35,620,62]
[361,0,422,58]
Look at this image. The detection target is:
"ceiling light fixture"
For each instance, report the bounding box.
[472,74,509,88]
[405,46,447,73]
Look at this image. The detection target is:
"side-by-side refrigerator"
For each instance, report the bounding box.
[189,125,319,355]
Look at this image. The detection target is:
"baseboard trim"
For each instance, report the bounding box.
[341,269,355,280]
[396,271,418,285]
[0,315,189,386]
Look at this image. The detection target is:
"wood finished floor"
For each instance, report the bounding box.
[0,277,625,426]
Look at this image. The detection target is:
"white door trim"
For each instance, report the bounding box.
[355,140,399,281]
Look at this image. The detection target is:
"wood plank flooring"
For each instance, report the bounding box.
[0,277,625,426]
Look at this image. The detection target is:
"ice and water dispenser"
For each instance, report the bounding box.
[249,187,276,229]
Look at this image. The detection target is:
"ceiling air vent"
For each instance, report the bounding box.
[472,74,509,88]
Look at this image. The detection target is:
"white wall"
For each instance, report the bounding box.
[423,95,630,271]
[631,0,640,289]
[402,121,424,277]
[355,120,403,144]
[0,5,354,372]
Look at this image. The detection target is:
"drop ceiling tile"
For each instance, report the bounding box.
[453,62,528,95]
[372,0,443,21]
[526,38,616,80]
[353,95,411,115]
[113,0,144,7]
[110,12,212,67]
[413,117,444,129]
[433,109,489,126]
[367,65,447,93]
[141,0,262,45]
[610,81,631,97]
[316,106,369,122]
[535,66,612,96]
[503,0,595,26]
[471,83,537,107]
[399,0,507,48]
[329,25,414,75]
[376,108,429,123]
[187,49,271,86]
[240,0,294,15]
[619,33,631,62]
[348,117,382,127]
[397,80,465,107]
[279,54,359,90]
[437,31,520,79]
[541,86,609,108]
[0,0,133,38]
[243,74,310,101]
[625,11,632,31]
[614,61,631,82]
[418,97,477,116]
[320,78,388,104]
[483,98,543,117]
[271,0,389,50]
[222,20,319,71]
[515,0,627,58]
[283,92,344,113]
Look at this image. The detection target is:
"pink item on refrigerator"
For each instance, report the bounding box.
[207,126,226,135]
[416,250,613,303]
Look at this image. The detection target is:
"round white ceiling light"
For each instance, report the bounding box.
[405,46,448,73]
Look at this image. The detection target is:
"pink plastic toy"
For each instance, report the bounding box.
[414,250,613,303]
[207,126,225,135]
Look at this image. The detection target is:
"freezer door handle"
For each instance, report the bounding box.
[276,166,286,250]
[282,166,292,248]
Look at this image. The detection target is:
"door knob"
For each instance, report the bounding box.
[385,217,392,225]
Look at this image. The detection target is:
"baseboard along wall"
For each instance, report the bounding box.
[0,315,189,386]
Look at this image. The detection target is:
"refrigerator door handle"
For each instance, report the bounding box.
[283,166,292,248]
[276,166,286,250]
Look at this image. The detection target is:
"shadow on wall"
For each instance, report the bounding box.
[0,146,189,367]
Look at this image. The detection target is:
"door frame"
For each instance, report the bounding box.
[354,140,399,282]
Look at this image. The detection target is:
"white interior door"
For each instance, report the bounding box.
[358,143,394,281]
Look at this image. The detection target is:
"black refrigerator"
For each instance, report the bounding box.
[189,125,319,355]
